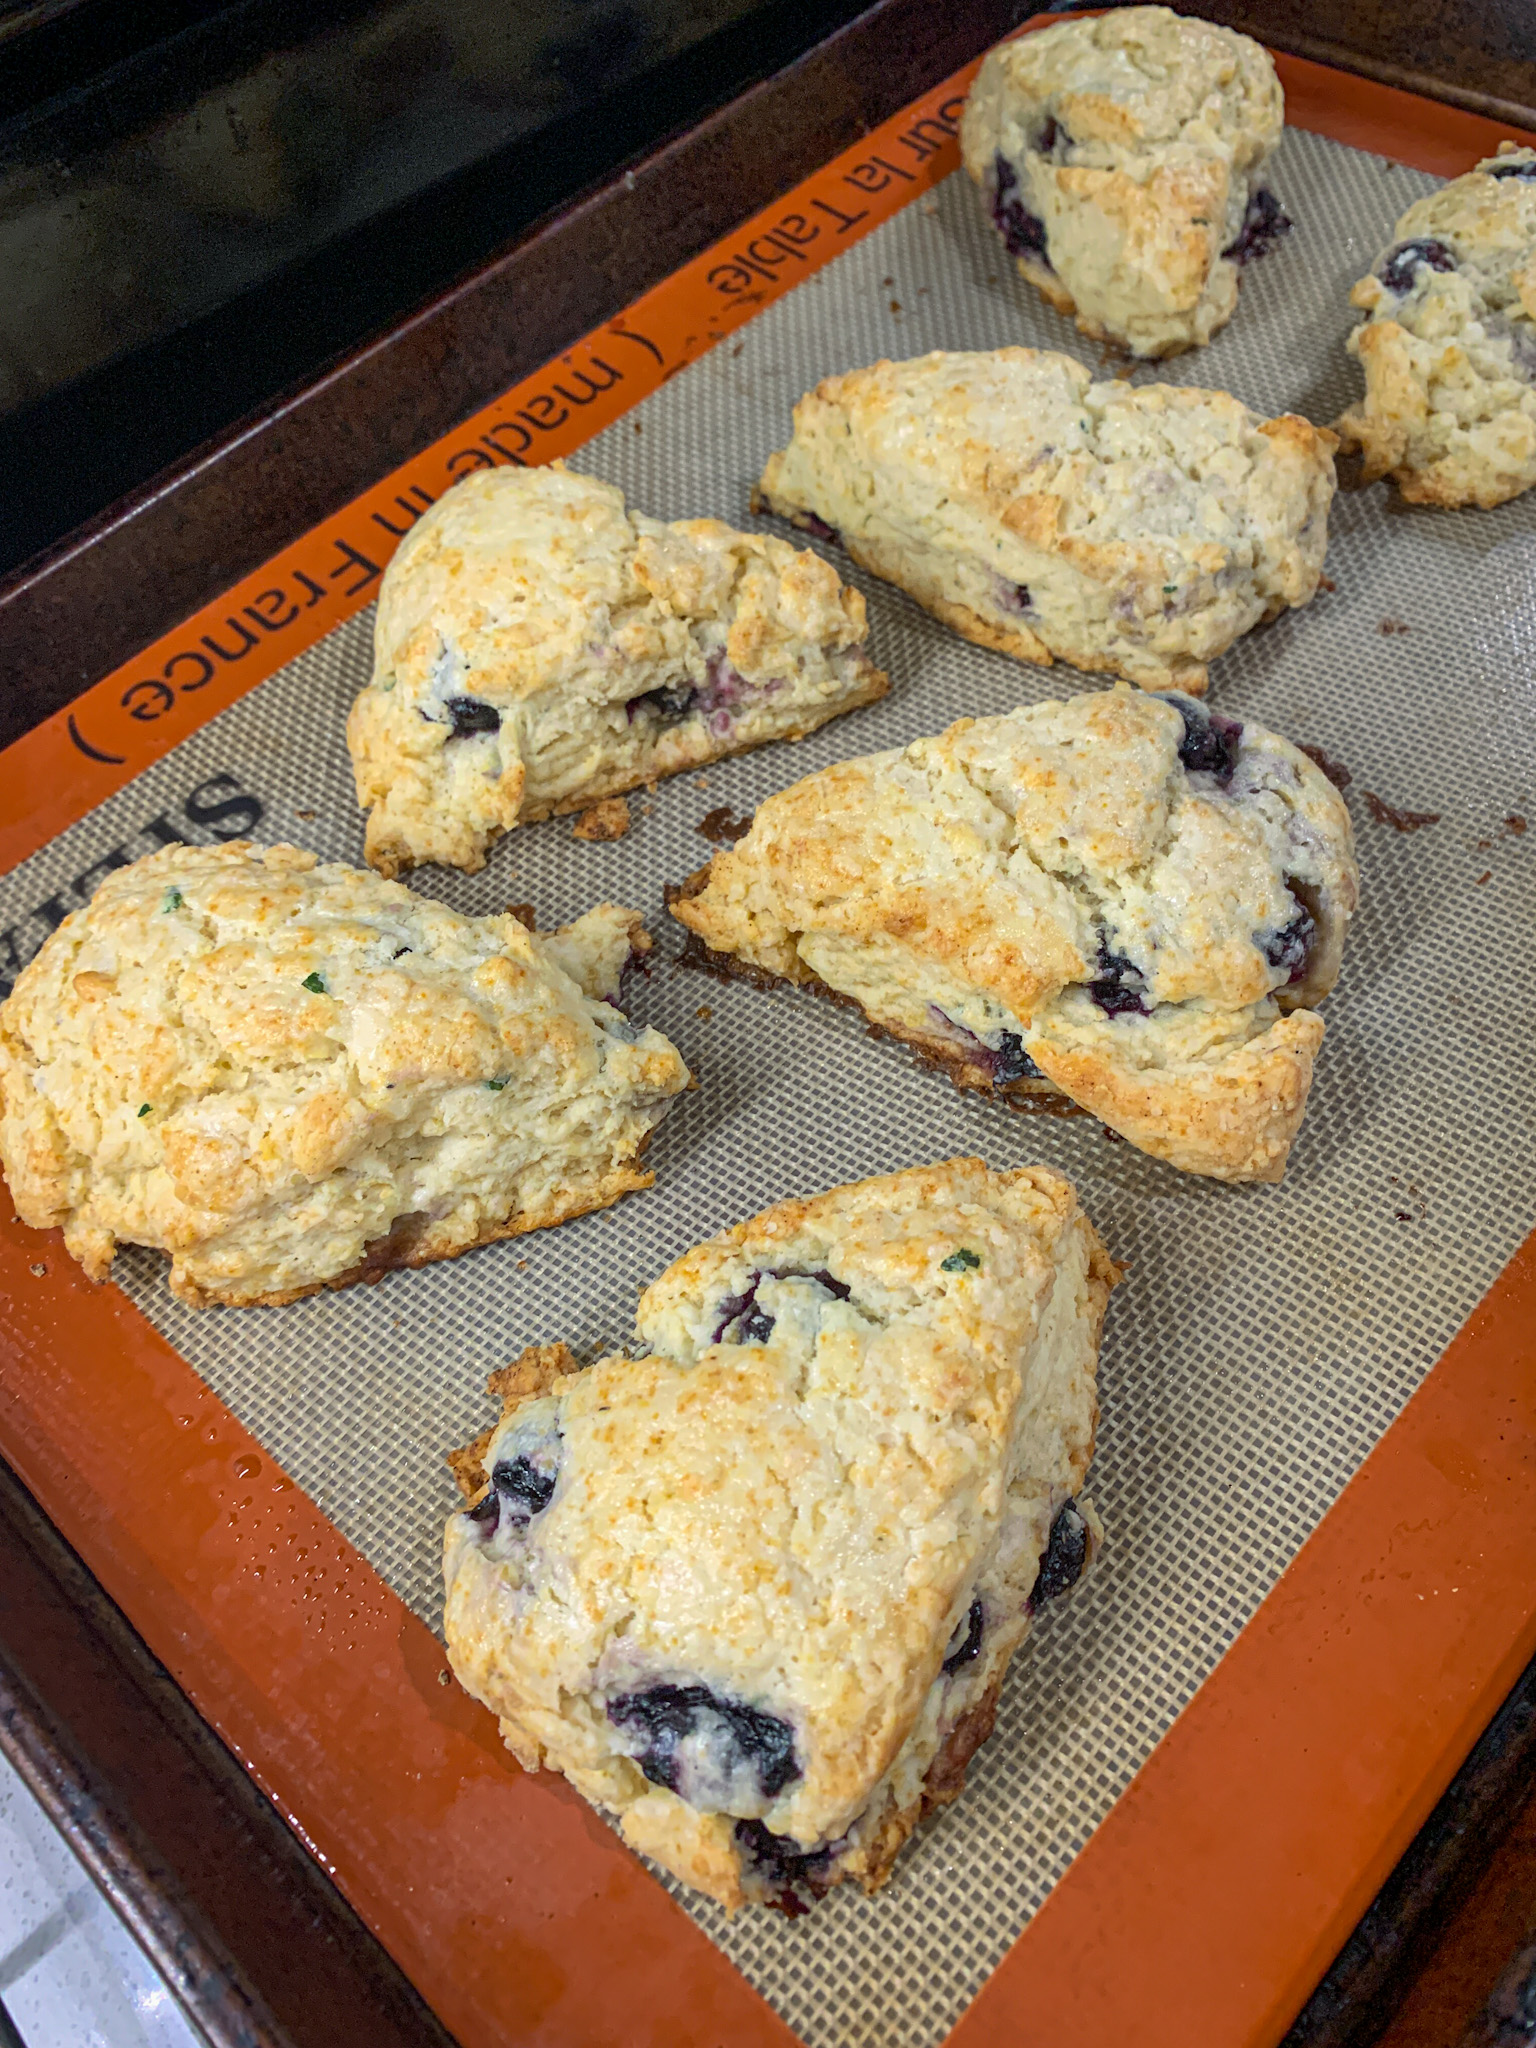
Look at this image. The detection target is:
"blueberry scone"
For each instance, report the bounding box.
[671,688,1358,1183]
[348,462,889,877]
[960,8,1288,359]
[0,843,690,1306]
[1335,145,1536,509]
[443,1157,1118,1913]
[753,349,1336,694]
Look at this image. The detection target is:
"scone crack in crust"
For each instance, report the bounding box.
[959,8,1287,358]
[0,843,690,1305]
[1335,144,1536,508]
[754,349,1336,694]
[348,461,889,877]
[669,687,1359,1183]
[442,1158,1120,1913]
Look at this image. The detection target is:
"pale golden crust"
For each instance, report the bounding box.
[755,350,1336,695]
[1335,145,1536,508]
[348,463,888,876]
[0,843,690,1304]
[960,8,1284,357]
[442,1158,1117,1912]
[669,688,1358,1184]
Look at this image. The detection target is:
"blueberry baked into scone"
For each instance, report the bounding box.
[443,1157,1118,1914]
[1335,144,1536,509]
[349,462,889,877]
[959,8,1289,359]
[671,688,1358,1184]
[0,843,689,1306]
[753,349,1336,694]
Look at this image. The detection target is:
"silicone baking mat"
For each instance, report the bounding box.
[1,29,1533,2048]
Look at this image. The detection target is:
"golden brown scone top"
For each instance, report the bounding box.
[673,688,1359,1182]
[0,842,688,1304]
[1336,144,1536,508]
[443,1158,1115,1909]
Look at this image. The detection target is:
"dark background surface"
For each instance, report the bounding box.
[0,0,878,575]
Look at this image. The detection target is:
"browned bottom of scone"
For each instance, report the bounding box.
[171,1156,657,1308]
[788,1678,1005,1913]
[665,867,1086,1123]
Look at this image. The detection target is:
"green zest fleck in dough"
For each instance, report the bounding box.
[161,887,184,912]
[302,971,328,995]
[941,1248,981,1273]
[1162,584,1177,594]
[137,1103,152,1118]
[486,1078,508,1091]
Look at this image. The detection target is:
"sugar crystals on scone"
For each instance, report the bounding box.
[348,462,889,877]
[1336,144,1536,509]
[960,7,1289,359]
[0,843,690,1306]
[443,1158,1118,1914]
[671,688,1359,1184]
[753,349,1336,694]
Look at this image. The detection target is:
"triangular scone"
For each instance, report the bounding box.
[0,843,690,1305]
[1335,144,1536,509]
[348,463,889,876]
[671,688,1358,1184]
[753,349,1335,694]
[959,8,1287,359]
[443,1158,1118,1914]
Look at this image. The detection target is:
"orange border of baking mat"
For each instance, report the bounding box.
[1,27,1534,2048]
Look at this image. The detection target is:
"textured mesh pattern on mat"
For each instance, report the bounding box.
[3,126,1534,2048]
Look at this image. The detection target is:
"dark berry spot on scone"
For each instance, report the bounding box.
[470,1412,563,1540]
[797,511,842,547]
[443,695,502,739]
[992,1030,1043,1084]
[712,1278,764,1343]
[713,1268,852,1345]
[1173,697,1243,784]
[783,1267,851,1301]
[1487,157,1536,179]
[466,1489,501,1533]
[1378,239,1456,295]
[1088,938,1150,1018]
[608,1684,800,1802]
[626,684,698,725]
[491,1453,557,1518]
[737,1303,777,1344]
[733,1819,835,1916]
[1029,1500,1090,1610]
[1263,889,1317,984]
[942,1597,986,1674]
[1223,188,1292,264]
[991,152,1050,263]
[931,1010,1042,1084]
[993,576,1034,615]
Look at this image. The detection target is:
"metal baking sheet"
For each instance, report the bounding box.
[2,102,1533,2048]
